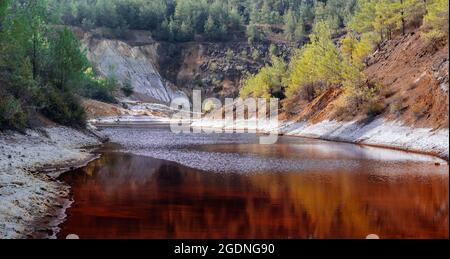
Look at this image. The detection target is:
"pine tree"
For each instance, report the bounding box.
[349,0,377,34]
[352,33,375,66]
[423,0,449,39]
[284,8,304,42]
[0,0,10,25]
[179,19,194,41]
[246,23,263,44]
[341,33,359,58]
[21,0,49,80]
[341,32,375,68]
[228,7,242,30]
[400,0,427,35]
[0,0,36,129]
[286,21,343,99]
[204,14,226,41]
[47,28,89,90]
[240,55,287,99]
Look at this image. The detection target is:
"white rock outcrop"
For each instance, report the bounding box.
[85,38,185,104]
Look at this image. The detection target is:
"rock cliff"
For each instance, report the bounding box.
[81,31,186,104]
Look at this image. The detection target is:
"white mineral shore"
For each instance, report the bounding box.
[191,117,449,160]
[0,126,102,239]
[92,110,449,160]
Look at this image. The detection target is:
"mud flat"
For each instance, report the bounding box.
[0,126,103,239]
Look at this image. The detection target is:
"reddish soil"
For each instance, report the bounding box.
[283,28,449,129]
[81,99,126,119]
[365,31,449,129]
[281,87,342,124]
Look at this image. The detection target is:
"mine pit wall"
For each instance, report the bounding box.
[77,27,294,103]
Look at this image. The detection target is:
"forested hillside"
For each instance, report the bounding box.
[1,0,449,131]
[48,0,356,43]
[240,0,448,126]
[0,0,118,130]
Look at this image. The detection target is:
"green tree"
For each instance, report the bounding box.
[423,0,449,39]
[18,0,49,80]
[246,23,264,44]
[341,32,375,68]
[0,0,37,129]
[286,22,344,99]
[240,55,288,99]
[284,8,304,42]
[349,0,378,34]
[0,0,10,24]
[39,27,91,127]
[46,28,89,91]
[204,15,226,41]
[178,18,194,41]
[350,0,426,40]
[228,7,242,30]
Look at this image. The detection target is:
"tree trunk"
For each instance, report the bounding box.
[401,0,406,35]
[32,36,37,80]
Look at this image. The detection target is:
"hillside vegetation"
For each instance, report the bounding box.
[240,0,449,127]
[0,0,118,130]
[48,0,356,43]
[1,0,448,131]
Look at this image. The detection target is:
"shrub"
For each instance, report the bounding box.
[411,102,427,119]
[269,44,278,56]
[366,101,385,117]
[121,82,134,97]
[96,25,133,40]
[389,96,405,116]
[337,83,385,118]
[390,103,403,115]
[225,49,234,61]
[211,78,222,87]
[240,55,288,99]
[0,96,27,130]
[41,89,86,127]
[87,78,117,103]
[80,68,118,103]
[240,49,248,58]
[81,18,95,30]
[251,49,261,61]
[203,99,217,113]
[209,62,219,72]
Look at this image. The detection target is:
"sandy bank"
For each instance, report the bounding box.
[0,126,103,239]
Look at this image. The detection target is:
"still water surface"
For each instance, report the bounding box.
[57,125,449,239]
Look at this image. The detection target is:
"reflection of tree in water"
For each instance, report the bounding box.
[238,172,448,238]
[155,163,184,186]
[59,153,449,239]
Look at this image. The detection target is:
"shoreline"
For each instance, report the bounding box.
[190,118,449,161]
[284,133,448,163]
[279,119,449,161]
[0,126,105,239]
[93,116,448,161]
[28,152,102,239]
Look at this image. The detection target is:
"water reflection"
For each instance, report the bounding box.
[101,126,447,174]
[58,152,448,239]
